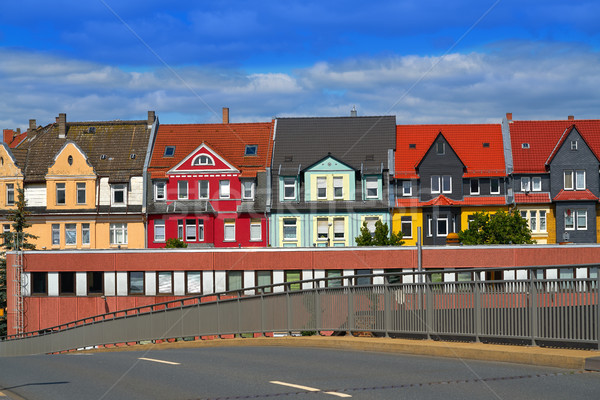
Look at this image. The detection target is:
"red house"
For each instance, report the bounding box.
[146,109,274,248]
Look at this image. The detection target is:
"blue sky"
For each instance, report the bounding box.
[1,1,600,129]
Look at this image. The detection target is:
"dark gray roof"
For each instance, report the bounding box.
[273,116,396,172]
[147,200,215,215]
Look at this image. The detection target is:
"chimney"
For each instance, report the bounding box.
[350,106,357,117]
[3,129,14,144]
[147,111,155,127]
[222,107,229,124]
[29,119,36,131]
[506,112,513,122]
[568,115,574,121]
[58,113,67,138]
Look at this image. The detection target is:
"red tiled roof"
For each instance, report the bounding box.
[395,124,505,178]
[395,195,506,208]
[148,122,274,179]
[553,189,599,202]
[509,120,600,173]
[514,193,552,204]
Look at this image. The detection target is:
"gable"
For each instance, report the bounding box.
[417,134,465,172]
[304,155,355,173]
[0,143,23,178]
[168,143,239,174]
[46,141,95,178]
[547,126,599,167]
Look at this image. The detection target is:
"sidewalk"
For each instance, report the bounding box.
[82,335,600,371]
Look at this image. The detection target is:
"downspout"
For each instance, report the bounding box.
[142,114,159,249]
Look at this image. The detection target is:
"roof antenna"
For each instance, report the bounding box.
[351,106,357,117]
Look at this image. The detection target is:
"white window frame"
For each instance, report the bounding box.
[539,210,547,232]
[333,176,344,199]
[564,171,574,190]
[437,218,449,237]
[521,177,531,192]
[442,175,452,194]
[109,223,127,245]
[250,219,261,241]
[157,271,173,294]
[178,219,184,239]
[565,210,575,230]
[154,181,166,201]
[317,177,327,199]
[402,180,412,196]
[224,219,236,242]
[219,180,230,199]
[65,223,77,245]
[56,182,66,205]
[76,182,86,204]
[490,178,500,194]
[154,219,165,242]
[178,181,188,199]
[531,177,541,192]
[401,217,412,238]
[192,154,214,166]
[52,224,60,245]
[198,180,209,199]
[431,176,440,194]
[571,140,578,150]
[198,220,204,241]
[283,218,297,240]
[317,217,328,240]
[283,177,296,200]
[6,183,14,205]
[364,217,379,237]
[112,184,127,205]
[365,177,378,199]
[576,170,586,190]
[577,209,587,230]
[186,219,196,241]
[470,179,479,195]
[242,180,255,200]
[81,223,90,245]
[333,217,344,240]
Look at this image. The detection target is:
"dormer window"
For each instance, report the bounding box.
[112,184,126,205]
[192,154,214,166]
[522,143,530,149]
[164,146,175,157]
[245,145,258,156]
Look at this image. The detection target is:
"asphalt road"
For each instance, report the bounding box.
[0,346,599,400]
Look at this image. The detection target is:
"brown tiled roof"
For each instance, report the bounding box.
[18,120,151,183]
[148,122,274,179]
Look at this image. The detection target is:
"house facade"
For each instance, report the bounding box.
[269,115,396,247]
[0,112,155,250]
[394,124,508,245]
[146,110,274,248]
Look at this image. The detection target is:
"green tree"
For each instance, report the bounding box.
[165,237,188,248]
[0,187,38,336]
[458,210,535,245]
[355,220,404,246]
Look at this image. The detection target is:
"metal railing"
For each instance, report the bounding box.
[1,266,599,356]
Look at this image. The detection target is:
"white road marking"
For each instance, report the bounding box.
[270,381,352,397]
[138,357,180,365]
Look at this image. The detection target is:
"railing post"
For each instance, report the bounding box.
[474,272,481,343]
[315,282,321,334]
[261,289,266,337]
[426,273,433,340]
[384,276,391,337]
[347,279,354,336]
[597,271,600,350]
[287,284,292,336]
[530,272,538,346]
[217,294,221,338]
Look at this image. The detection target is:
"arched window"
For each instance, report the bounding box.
[192,154,214,166]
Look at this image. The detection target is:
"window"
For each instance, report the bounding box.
[56,183,66,205]
[401,216,412,238]
[521,177,531,192]
[224,219,235,242]
[470,179,479,195]
[250,219,261,241]
[326,270,343,287]
[245,145,258,156]
[317,218,329,241]
[577,210,587,230]
[571,140,578,150]
[402,181,411,196]
[490,178,500,194]
[227,271,243,291]
[198,220,204,241]
[110,223,127,245]
[355,269,372,286]
[219,180,230,199]
[59,272,75,295]
[6,183,14,205]
[31,272,47,295]
[431,176,440,194]
[192,154,214,166]
[364,217,379,237]
[65,223,76,245]
[442,176,451,193]
[177,219,184,239]
[427,215,433,237]
[317,177,327,199]
[154,181,166,201]
[186,219,196,241]
[333,218,344,240]
[283,218,297,240]
[532,177,541,192]
[576,170,586,190]
[76,182,86,204]
[437,218,448,236]
[530,211,537,231]
[79,223,90,246]
[178,181,188,199]
[522,143,530,149]
[539,211,546,232]
[436,142,445,155]
[333,177,343,199]
[565,209,574,230]
[129,272,144,295]
[242,180,254,200]
[154,220,165,242]
[365,177,378,198]
[164,146,175,157]
[52,224,60,245]
[157,271,173,294]
[564,171,573,190]
[198,181,209,199]
[2,224,10,245]
[256,270,272,293]
[283,177,296,200]
[87,271,103,295]
[186,272,202,294]
[112,184,126,205]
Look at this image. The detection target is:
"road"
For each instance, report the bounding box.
[0,346,598,399]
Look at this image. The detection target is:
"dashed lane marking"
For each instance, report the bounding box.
[270,381,351,397]
[138,357,180,365]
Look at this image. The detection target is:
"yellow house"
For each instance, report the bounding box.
[0,112,156,250]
